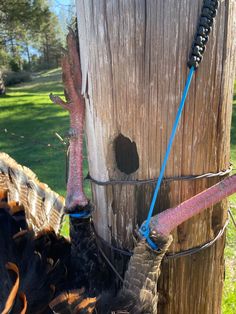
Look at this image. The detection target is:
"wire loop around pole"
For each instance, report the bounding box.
[94,218,229,260]
[85,166,232,186]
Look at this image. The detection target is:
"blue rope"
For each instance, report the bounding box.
[69,210,91,218]
[139,66,195,249]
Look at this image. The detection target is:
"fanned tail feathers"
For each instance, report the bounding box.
[0,193,71,314]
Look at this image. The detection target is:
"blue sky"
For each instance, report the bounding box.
[25,0,75,58]
[50,0,76,34]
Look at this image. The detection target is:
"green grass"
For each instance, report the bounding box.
[222,81,236,314]
[0,69,235,311]
[0,68,68,196]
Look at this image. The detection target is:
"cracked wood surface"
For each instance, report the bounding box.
[76,1,236,313]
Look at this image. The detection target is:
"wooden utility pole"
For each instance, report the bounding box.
[76,1,236,313]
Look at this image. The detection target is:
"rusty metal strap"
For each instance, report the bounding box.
[84,166,232,186]
[95,218,229,259]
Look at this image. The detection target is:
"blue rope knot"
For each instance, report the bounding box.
[139,223,158,250]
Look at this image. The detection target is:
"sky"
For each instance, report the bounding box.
[50,0,76,35]
[25,0,76,59]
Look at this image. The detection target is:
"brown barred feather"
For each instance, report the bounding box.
[0,153,64,233]
[50,289,96,314]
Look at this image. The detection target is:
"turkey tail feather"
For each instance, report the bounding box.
[0,195,71,314]
[0,153,65,233]
[50,289,96,314]
[2,263,20,314]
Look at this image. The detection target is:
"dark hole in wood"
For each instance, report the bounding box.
[114,134,139,175]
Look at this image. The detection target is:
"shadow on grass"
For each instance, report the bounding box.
[0,94,12,99]
[8,81,63,94]
[4,68,63,95]
[0,93,64,99]
[0,102,66,117]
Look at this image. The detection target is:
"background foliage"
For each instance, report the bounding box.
[0,0,69,93]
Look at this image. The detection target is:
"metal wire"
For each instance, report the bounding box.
[94,219,229,260]
[165,219,229,259]
[85,166,232,186]
[93,226,125,283]
[94,228,133,257]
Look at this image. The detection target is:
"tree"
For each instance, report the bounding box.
[0,48,8,94]
[75,0,236,313]
[0,70,5,95]
[0,1,43,60]
[37,12,64,68]
[0,0,64,71]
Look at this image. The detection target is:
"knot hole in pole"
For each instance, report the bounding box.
[114,133,139,175]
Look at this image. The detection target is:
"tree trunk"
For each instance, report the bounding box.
[0,70,5,95]
[76,0,236,313]
[44,35,50,67]
[26,44,31,69]
[10,36,15,56]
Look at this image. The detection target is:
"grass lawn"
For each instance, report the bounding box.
[222,81,236,314]
[0,68,235,312]
[0,68,69,196]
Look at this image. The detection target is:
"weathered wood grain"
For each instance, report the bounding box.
[76,0,236,313]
